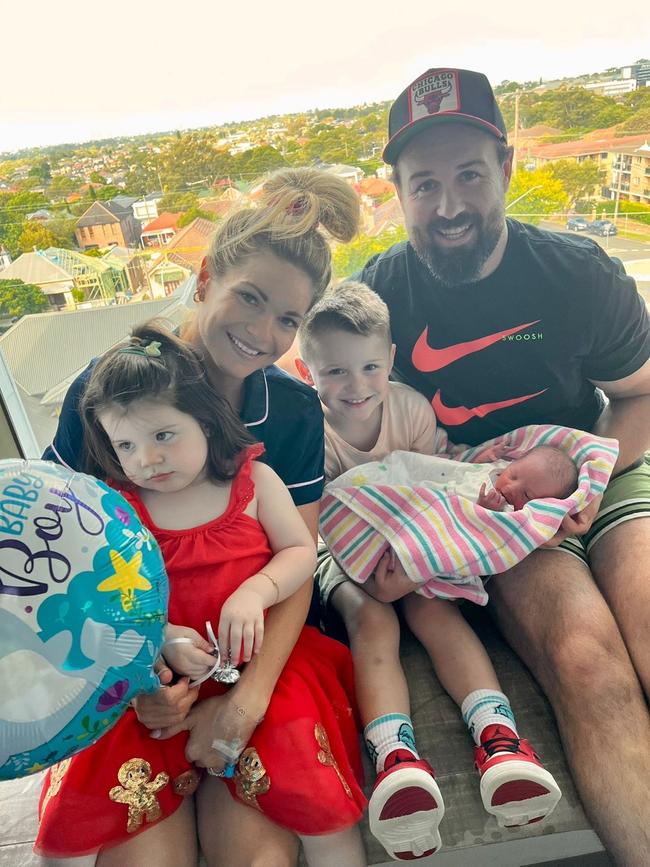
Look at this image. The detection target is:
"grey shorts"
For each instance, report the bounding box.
[316,543,351,609]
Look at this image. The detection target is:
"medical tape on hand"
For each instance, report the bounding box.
[210,737,245,763]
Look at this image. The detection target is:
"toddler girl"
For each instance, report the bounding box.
[36,323,366,867]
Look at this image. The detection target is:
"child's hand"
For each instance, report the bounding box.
[477,482,507,511]
[365,549,414,603]
[162,625,216,678]
[218,586,265,667]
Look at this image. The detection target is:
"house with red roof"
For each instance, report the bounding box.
[528,131,650,200]
[147,218,215,298]
[357,177,396,200]
[140,212,183,248]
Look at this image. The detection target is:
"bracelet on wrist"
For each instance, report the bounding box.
[258,570,280,603]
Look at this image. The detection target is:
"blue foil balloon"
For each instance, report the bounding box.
[0,460,169,780]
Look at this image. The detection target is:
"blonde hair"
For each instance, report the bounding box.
[204,168,359,303]
[298,281,392,362]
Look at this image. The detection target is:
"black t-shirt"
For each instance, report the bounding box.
[356,219,650,446]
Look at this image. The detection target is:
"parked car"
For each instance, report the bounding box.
[566,216,589,231]
[588,220,617,237]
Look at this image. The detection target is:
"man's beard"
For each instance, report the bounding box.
[411,205,505,286]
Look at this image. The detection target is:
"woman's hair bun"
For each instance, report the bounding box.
[260,167,359,243]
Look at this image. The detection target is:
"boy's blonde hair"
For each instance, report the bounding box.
[298,281,392,362]
[202,168,359,305]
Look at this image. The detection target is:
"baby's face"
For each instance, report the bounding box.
[494,452,563,510]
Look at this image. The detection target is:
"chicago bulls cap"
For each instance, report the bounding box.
[383,68,507,164]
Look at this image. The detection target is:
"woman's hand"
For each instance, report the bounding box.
[156,692,263,773]
[218,586,266,667]
[132,667,200,731]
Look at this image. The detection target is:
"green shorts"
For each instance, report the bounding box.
[558,452,650,563]
[316,542,349,609]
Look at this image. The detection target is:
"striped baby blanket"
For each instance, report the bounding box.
[319,424,619,605]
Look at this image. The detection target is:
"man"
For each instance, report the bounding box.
[355,67,650,865]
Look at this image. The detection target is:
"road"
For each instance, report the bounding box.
[539,220,650,260]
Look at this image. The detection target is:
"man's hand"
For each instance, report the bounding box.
[364,549,414,603]
[132,674,200,731]
[156,694,262,773]
[541,495,602,548]
[477,482,507,511]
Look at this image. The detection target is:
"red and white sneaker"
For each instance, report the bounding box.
[474,726,562,828]
[368,749,445,860]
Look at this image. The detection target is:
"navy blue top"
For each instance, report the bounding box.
[43,362,325,507]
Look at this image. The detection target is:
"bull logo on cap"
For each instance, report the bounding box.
[414,81,453,115]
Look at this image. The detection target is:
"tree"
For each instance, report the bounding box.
[28,160,52,184]
[506,168,569,224]
[48,175,76,196]
[332,227,407,279]
[507,87,630,134]
[234,146,287,177]
[0,279,48,318]
[177,207,218,228]
[94,185,122,201]
[17,222,57,253]
[157,191,199,213]
[47,217,77,249]
[547,159,605,206]
[618,105,650,134]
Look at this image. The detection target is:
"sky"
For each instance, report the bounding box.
[2,0,648,153]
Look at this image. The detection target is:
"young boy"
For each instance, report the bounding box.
[296,282,561,862]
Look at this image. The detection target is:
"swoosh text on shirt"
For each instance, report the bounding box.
[412,321,541,372]
[432,388,547,427]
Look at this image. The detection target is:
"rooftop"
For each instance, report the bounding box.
[0,251,72,289]
[141,212,183,234]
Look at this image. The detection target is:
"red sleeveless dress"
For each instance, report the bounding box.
[36,447,365,857]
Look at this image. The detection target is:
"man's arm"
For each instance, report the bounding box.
[592,357,650,474]
[541,358,650,547]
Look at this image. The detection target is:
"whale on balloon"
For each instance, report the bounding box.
[0,611,146,768]
[0,459,168,780]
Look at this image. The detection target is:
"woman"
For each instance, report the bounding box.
[40,167,361,867]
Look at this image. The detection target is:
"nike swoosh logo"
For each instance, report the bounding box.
[412,321,541,372]
[432,388,547,427]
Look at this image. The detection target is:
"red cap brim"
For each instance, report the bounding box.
[383,112,506,164]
